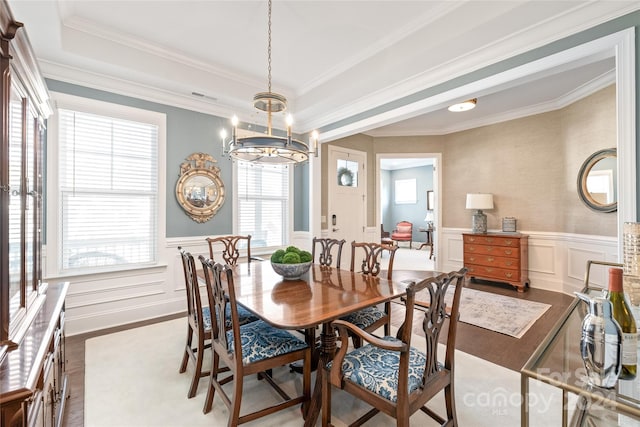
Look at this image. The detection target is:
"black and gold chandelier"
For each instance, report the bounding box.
[221,0,318,164]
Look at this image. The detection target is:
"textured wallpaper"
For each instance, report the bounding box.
[328,84,616,236]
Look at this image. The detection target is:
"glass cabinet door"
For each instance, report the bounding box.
[5,81,40,336]
[8,84,24,324]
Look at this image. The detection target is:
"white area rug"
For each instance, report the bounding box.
[85,318,562,426]
[454,288,551,338]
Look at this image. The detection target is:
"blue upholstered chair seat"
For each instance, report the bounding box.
[227,320,309,364]
[203,305,259,331]
[340,306,385,330]
[330,337,428,403]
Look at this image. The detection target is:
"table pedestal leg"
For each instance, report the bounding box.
[304,323,336,427]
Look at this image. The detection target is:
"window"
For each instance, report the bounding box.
[49,93,165,273]
[395,178,417,204]
[235,161,290,248]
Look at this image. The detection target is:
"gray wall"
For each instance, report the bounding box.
[45,79,311,239]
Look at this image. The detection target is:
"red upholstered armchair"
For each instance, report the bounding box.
[391,221,413,249]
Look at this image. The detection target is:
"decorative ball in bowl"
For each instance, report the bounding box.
[271,246,313,280]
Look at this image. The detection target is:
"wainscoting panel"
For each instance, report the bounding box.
[439,228,618,294]
[57,229,618,335]
[54,233,303,336]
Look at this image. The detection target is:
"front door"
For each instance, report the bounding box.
[327,146,366,262]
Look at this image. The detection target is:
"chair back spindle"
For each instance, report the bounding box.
[206,235,252,265]
[350,241,398,280]
[312,237,346,268]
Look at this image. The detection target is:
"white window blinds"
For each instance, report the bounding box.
[57,109,159,271]
[236,161,289,248]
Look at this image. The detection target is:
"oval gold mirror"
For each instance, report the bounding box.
[577,147,617,213]
[176,153,225,222]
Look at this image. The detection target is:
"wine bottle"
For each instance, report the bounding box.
[608,267,637,380]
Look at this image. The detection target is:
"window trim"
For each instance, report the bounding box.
[46,92,167,278]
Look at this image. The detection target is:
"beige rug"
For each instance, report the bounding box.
[453,288,551,339]
[85,318,562,426]
[383,248,550,338]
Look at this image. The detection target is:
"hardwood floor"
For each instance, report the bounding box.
[62,279,573,426]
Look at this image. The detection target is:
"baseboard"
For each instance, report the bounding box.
[65,299,185,336]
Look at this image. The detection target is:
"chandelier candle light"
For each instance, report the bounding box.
[220,0,318,164]
[466,193,494,233]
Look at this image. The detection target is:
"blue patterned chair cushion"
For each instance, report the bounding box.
[201,306,212,331]
[227,320,308,364]
[210,305,259,330]
[330,337,428,402]
[340,306,385,330]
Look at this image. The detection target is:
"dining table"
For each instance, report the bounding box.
[200,260,424,426]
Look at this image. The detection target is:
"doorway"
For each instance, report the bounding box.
[377,153,442,265]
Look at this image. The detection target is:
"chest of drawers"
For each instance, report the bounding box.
[462,233,529,292]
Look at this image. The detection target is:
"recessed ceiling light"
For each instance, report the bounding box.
[448,98,477,112]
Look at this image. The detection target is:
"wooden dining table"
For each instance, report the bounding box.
[202,261,422,426]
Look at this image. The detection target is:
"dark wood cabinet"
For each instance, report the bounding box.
[0,2,69,426]
[463,232,529,292]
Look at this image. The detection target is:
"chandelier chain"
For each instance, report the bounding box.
[267,0,272,93]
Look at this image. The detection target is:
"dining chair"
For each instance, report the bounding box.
[340,241,398,347]
[206,235,252,265]
[178,247,212,398]
[322,268,467,427]
[312,237,346,268]
[178,247,258,398]
[199,256,311,424]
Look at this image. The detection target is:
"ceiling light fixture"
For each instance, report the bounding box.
[221,0,318,163]
[448,98,477,112]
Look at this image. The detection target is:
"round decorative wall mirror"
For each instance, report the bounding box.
[577,148,617,213]
[176,153,225,223]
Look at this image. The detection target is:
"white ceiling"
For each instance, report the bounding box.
[7,1,639,140]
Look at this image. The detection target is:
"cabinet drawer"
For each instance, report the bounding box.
[464,244,519,258]
[464,254,520,270]
[466,264,522,282]
[463,234,520,247]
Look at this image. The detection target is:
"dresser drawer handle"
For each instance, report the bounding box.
[468,246,475,252]
[468,237,476,242]
[487,257,495,262]
[486,247,494,252]
[469,256,476,262]
[505,272,513,278]
[485,238,494,243]
[504,249,513,255]
[504,240,514,246]
[484,268,494,273]
[505,261,513,266]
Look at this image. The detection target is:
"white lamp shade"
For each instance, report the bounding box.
[466,193,494,210]
[424,212,434,222]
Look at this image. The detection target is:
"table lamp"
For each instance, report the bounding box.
[466,193,493,233]
[424,211,434,227]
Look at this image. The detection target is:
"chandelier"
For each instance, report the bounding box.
[221,0,318,164]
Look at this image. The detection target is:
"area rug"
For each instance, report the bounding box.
[453,287,551,339]
[384,249,550,338]
[85,318,562,427]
